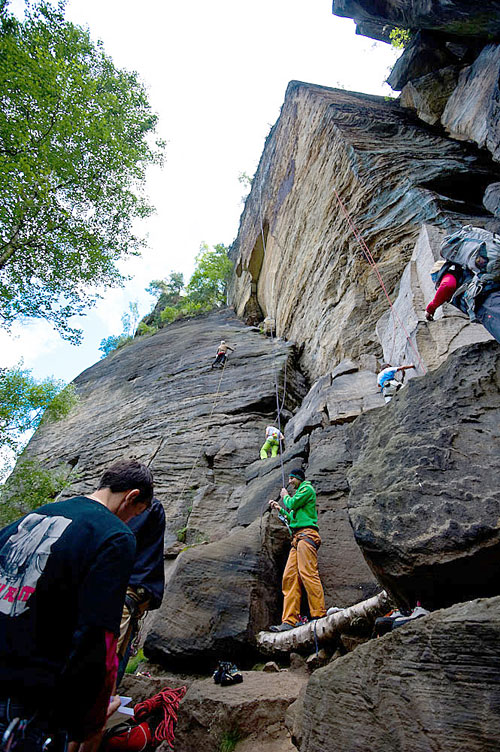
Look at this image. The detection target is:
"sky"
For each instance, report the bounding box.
[1,0,400,384]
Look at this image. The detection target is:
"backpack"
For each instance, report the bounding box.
[440,226,500,319]
[213,661,243,686]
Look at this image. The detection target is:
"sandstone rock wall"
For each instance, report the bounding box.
[300,596,500,752]
[347,340,500,610]
[229,81,500,383]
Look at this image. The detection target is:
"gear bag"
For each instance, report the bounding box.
[440,226,500,320]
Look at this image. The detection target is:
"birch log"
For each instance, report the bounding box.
[256,590,390,654]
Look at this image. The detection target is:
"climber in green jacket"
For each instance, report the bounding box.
[268,468,326,631]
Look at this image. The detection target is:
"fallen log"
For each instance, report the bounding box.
[256,590,390,654]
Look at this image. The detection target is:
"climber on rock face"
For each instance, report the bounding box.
[260,425,284,460]
[268,469,326,632]
[377,363,415,403]
[425,226,500,343]
[425,256,500,343]
[211,340,234,369]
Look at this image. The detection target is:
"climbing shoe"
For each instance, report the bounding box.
[269,622,295,632]
[295,615,309,626]
[392,605,430,629]
[213,661,243,686]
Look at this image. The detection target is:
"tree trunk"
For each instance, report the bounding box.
[256,590,390,654]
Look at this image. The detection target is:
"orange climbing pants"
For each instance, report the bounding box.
[281,528,326,625]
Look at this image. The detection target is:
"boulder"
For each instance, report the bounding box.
[400,66,460,125]
[174,670,307,752]
[301,597,500,752]
[441,43,500,163]
[347,340,500,609]
[387,31,457,91]
[144,518,288,671]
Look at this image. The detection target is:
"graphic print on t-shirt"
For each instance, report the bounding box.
[0,513,72,616]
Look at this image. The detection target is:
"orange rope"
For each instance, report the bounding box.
[332,187,427,375]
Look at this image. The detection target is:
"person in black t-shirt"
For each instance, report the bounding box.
[116,497,166,686]
[0,459,154,752]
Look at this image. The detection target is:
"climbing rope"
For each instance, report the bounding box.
[332,187,427,375]
[258,180,287,489]
[177,358,228,511]
[134,686,187,747]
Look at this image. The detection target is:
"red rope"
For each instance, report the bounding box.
[134,685,187,748]
[332,187,427,375]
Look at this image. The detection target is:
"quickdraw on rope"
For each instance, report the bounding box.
[332,187,427,375]
[134,686,187,748]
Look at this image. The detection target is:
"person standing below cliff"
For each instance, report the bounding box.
[268,469,326,632]
[211,340,234,369]
[377,363,415,403]
[116,496,166,687]
[260,425,285,460]
[0,459,153,752]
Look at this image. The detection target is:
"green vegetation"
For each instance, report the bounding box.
[0,457,75,526]
[100,243,233,358]
[218,729,242,752]
[125,648,145,675]
[98,301,139,358]
[0,0,164,342]
[0,365,78,453]
[389,27,412,49]
[176,525,187,543]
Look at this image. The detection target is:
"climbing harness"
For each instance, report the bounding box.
[332,187,427,375]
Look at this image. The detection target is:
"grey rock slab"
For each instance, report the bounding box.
[347,340,500,610]
[441,43,500,163]
[484,182,500,217]
[387,31,458,91]
[174,670,307,752]
[14,310,305,548]
[301,596,500,752]
[376,224,493,373]
[400,65,460,125]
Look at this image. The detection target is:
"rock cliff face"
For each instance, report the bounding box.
[333,0,500,202]
[229,81,500,382]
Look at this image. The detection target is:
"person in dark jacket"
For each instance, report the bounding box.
[116,497,166,685]
[0,459,153,752]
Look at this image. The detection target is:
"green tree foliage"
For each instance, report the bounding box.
[389,27,412,49]
[100,245,232,357]
[98,300,138,357]
[0,456,74,526]
[0,1,164,342]
[0,364,77,453]
[186,243,233,308]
